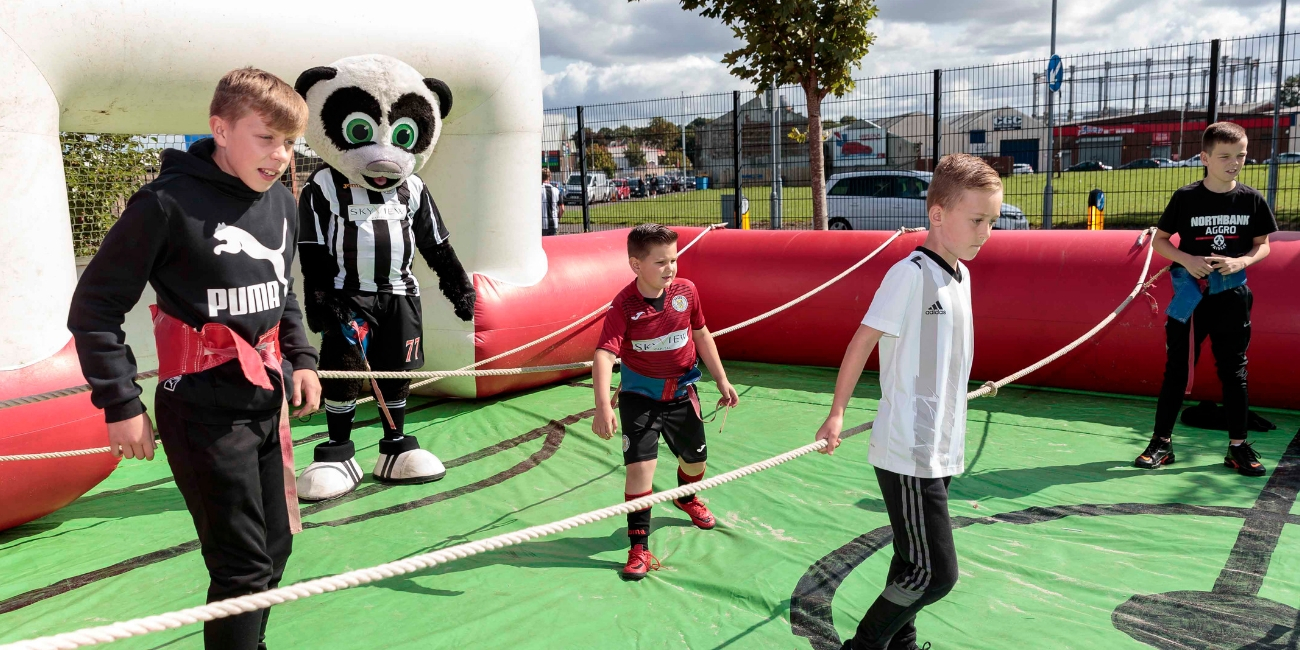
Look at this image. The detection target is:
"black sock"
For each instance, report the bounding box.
[380,399,406,440]
[675,467,702,504]
[626,491,651,547]
[324,400,356,445]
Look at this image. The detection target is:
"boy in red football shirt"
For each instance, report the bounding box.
[593,224,740,580]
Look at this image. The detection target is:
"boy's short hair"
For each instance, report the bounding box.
[542,169,551,181]
[927,154,1002,211]
[1203,121,1247,152]
[628,223,679,259]
[210,67,308,136]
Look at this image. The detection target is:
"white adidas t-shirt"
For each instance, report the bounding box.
[861,247,974,478]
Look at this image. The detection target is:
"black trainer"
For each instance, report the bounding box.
[1225,441,1267,477]
[1134,436,1175,469]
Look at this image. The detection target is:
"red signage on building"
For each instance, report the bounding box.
[1152,132,1171,144]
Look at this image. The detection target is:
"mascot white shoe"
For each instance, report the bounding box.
[292,54,474,502]
[374,435,447,484]
[296,440,364,502]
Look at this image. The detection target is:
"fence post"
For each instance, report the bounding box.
[1207,40,1221,126]
[932,69,942,171]
[733,90,742,229]
[1269,8,1287,211]
[769,81,782,230]
[577,105,590,232]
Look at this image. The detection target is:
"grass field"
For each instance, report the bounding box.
[564,165,1300,230]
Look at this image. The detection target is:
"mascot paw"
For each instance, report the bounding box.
[297,440,362,502]
[451,286,476,322]
[373,435,446,484]
[305,289,350,334]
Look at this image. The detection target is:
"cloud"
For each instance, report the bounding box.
[537,0,1286,108]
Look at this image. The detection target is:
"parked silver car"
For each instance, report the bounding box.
[825,170,1029,231]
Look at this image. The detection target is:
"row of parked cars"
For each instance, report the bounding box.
[559,172,697,205]
[1062,154,1300,172]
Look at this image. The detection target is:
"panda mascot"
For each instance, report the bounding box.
[293,55,476,502]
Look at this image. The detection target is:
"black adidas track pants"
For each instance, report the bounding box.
[845,467,959,650]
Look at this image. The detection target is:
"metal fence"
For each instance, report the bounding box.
[545,32,1300,232]
[62,31,1300,255]
[65,134,321,256]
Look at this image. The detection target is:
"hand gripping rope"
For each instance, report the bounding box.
[0,229,1165,650]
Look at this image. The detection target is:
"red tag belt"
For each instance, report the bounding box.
[150,305,302,534]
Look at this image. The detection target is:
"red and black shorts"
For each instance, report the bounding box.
[619,390,707,466]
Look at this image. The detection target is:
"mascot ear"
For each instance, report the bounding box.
[424,78,453,119]
[295,66,338,98]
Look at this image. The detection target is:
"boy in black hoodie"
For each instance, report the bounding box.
[68,68,320,650]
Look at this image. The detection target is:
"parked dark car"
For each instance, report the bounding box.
[630,178,648,198]
[1066,161,1112,172]
[1117,158,1159,170]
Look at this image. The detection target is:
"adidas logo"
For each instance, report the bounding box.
[924,300,946,315]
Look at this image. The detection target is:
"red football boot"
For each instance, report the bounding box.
[673,497,716,530]
[622,544,661,581]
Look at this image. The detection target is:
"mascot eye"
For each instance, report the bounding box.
[391,118,419,149]
[342,112,378,145]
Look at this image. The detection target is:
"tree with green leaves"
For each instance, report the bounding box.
[652,0,879,229]
[625,140,647,168]
[62,133,159,256]
[588,143,617,178]
[1280,74,1300,108]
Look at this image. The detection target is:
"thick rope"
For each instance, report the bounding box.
[964,228,1165,400]
[0,371,160,411]
[712,227,924,337]
[0,229,1167,649]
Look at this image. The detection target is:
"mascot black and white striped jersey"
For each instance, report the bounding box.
[298,166,449,295]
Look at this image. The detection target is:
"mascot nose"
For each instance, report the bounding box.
[365,160,403,174]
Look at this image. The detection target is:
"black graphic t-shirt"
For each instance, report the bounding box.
[69,138,317,424]
[1157,181,1278,261]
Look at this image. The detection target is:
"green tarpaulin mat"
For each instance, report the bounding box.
[2,361,1297,649]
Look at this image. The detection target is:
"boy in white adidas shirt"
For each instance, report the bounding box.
[814,154,1001,650]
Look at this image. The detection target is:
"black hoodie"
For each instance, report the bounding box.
[68,138,318,424]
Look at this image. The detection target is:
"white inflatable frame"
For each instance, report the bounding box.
[0,0,545,397]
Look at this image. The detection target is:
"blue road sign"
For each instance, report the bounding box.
[1047,54,1063,92]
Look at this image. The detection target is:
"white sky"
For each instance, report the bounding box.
[536,0,1286,108]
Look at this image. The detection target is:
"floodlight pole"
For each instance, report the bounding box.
[1042,0,1057,230]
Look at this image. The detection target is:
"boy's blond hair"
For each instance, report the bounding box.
[1202,121,1247,153]
[210,67,308,136]
[926,153,1002,211]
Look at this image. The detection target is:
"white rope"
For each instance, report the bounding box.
[401,223,725,394]
[0,229,1169,649]
[964,227,1165,400]
[712,227,924,337]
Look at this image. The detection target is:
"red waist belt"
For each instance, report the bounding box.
[150,305,302,534]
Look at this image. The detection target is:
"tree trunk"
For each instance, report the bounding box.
[804,76,827,230]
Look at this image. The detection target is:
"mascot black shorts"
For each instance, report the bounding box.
[619,391,707,466]
[329,291,425,371]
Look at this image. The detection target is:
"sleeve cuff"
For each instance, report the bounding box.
[288,352,319,373]
[862,316,902,338]
[104,398,147,424]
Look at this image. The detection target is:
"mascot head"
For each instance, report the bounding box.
[295,54,452,192]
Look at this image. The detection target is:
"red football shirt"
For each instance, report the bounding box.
[597,278,706,379]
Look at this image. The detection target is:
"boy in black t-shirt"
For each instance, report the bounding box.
[1135,122,1277,476]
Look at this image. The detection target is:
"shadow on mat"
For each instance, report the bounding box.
[365,517,695,595]
[710,598,791,650]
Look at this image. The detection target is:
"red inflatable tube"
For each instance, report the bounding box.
[0,339,118,531]
[474,227,1299,410]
